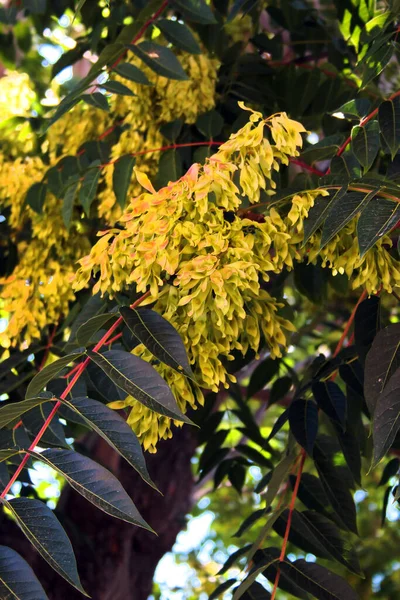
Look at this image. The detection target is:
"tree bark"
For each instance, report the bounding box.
[0,425,197,600]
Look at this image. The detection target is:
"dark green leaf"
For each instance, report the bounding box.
[3,498,86,595]
[160,119,183,142]
[26,349,84,399]
[76,313,117,347]
[0,545,49,600]
[263,453,297,509]
[237,581,271,599]
[270,376,292,404]
[25,183,47,214]
[81,92,109,112]
[321,190,376,248]
[279,557,359,600]
[361,40,394,87]
[333,422,362,486]
[236,444,272,468]
[88,349,194,424]
[289,399,318,455]
[351,121,380,171]
[378,457,400,486]
[357,197,400,257]
[373,365,400,465]
[233,508,267,538]
[251,548,307,600]
[23,402,69,448]
[0,397,52,429]
[378,97,400,159]
[22,0,46,14]
[102,80,135,96]
[196,110,224,138]
[354,296,381,364]
[229,461,246,494]
[209,578,237,599]
[60,396,156,489]
[33,449,153,531]
[218,545,252,575]
[120,307,193,378]
[381,486,391,526]
[130,42,189,80]
[79,163,101,215]
[247,358,280,399]
[314,456,358,534]
[364,322,400,415]
[301,135,343,164]
[158,19,201,54]
[302,188,346,246]
[112,155,136,209]
[171,0,217,23]
[360,12,392,43]
[294,262,328,305]
[312,381,346,428]
[331,98,371,120]
[267,408,289,442]
[329,153,361,180]
[62,180,79,232]
[292,472,330,516]
[113,62,153,85]
[156,149,182,187]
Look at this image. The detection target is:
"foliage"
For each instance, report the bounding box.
[1,0,400,598]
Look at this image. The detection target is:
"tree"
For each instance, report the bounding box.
[1,0,400,599]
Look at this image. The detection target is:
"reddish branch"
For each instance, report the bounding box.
[271,450,306,600]
[1,290,150,499]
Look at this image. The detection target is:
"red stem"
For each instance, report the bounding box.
[109,0,169,71]
[325,89,400,175]
[332,289,368,359]
[290,159,324,176]
[1,291,150,498]
[271,450,306,600]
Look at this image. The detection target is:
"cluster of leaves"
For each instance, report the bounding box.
[0,300,197,597]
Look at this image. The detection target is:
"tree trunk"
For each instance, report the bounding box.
[0,425,197,600]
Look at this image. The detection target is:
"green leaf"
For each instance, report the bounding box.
[233,550,279,600]
[2,498,87,595]
[0,545,49,600]
[218,545,252,575]
[357,197,400,257]
[0,397,52,429]
[170,0,217,24]
[60,396,156,489]
[378,457,400,486]
[25,182,47,214]
[72,0,87,22]
[113,155,136,209]
[247,358,280,399]
[289,399,318,455]
[157,19,201,54]
[113,62,153,85]
[320,190,377,248]
[43,95,81,132]
[314,456,358,534]
[236,444,272,468]
[373,366,400,465]
[88,349,194,424]
[274,509,362,576]
[361,39,394,87]
[33,449,153,531]
[253,547,308,599]
[364,322,400,415]
[302,188,346,246]
[312,381,346,429]
[209,578,237,600]
[233,508,267,538]
[301,135,343,164]
[62,180,79,232]
[351,121,380,171]
[22,0,46,14]
[360,12,393,44]
[378,98,400,159]
[79,163,101,216]
[22,402,69,449]
[331,98,371,120]
[25,349,84,399]
[76,313,117,346]
[160,118,183,142]
[156,149,182,187]
[196,110,224,138]
[279,557,359,600]
[81,92,109,112]
[120,307,193,378]
[102,80,135,96]
[237,581,271,599]
[130,42,189,81]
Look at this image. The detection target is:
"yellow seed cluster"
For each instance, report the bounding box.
[74,105,400,450]
[0,47,220,349]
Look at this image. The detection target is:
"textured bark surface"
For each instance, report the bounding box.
[0,425,197,600]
